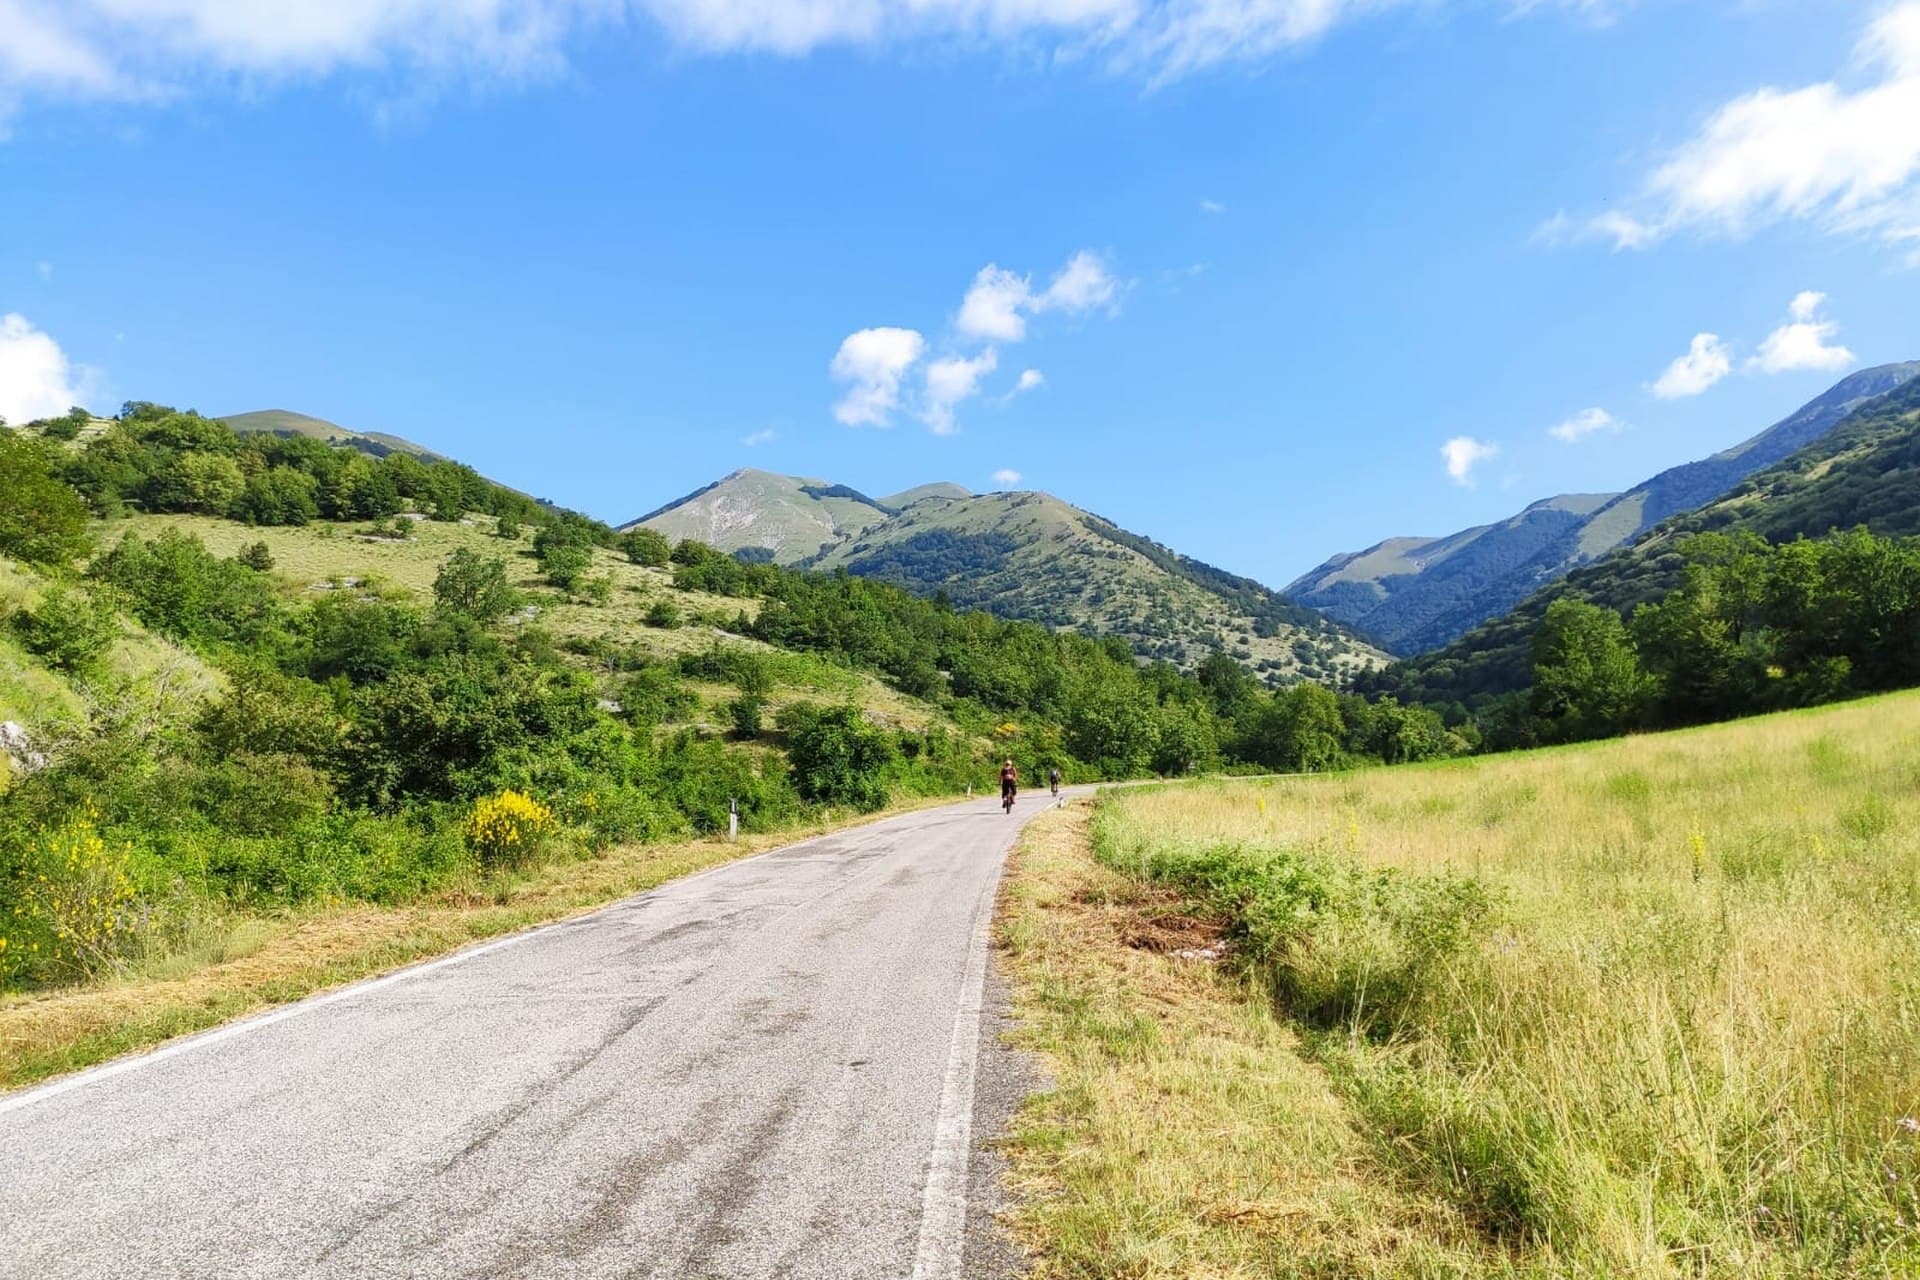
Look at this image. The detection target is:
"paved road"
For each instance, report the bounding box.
[0,793,1061,1279]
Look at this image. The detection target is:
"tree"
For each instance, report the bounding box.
[432,548,519,623]
[1529,599,1650,742]
[147,451,245,515]
[620,528,672,567]
[1243,683,1346,772]
[236,541,276,572]
[784,704,897,810]
[0,432,91,566]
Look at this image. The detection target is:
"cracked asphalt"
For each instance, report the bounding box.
[0,793,1058,1279]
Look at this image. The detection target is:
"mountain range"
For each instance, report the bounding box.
[1286,362,1920,654]
[629,471,1386,682]
[1369,363,1920,709]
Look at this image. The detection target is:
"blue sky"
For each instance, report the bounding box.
[4,0,1919,585]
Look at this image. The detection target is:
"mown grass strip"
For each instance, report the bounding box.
[996,800,1499,1279]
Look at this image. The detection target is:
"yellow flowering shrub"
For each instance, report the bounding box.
[1,810,140,985]
[465,790,554,869]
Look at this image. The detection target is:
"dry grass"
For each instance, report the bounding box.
[997,800,1501,1278]
[0,794,955,1092]
[1059,693,1920,1276]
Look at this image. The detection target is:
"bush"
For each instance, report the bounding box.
[729,696,763,739]
[236,541,276,572]
[645,599,681,629]
[465,790,554,870]
[0,811,141,985]
[12,583,117,675]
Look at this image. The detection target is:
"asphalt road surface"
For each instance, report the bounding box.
[0,792,1064,1279]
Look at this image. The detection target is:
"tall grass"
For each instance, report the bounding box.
[1096,693,1920,1276]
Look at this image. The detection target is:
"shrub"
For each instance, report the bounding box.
[0,810,140,985]
[12,583,117,675]
[729,696,763,739]
[645,599,681,629]
[236,541,276,572]
[465,790,554,870]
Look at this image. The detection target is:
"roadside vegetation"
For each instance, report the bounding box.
[1003,692,1920,1277]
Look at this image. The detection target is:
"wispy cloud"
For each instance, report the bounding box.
[0,312,94,423]
[1199,198,1225,214]
[0,0,1638,119]
[992,468,1022,487]
[34,260,52,281]
[742,426,776,446]
[1441,436,1499,487]
[1547,406,1623,444]
[1650,333,1733,399]
[1558,3,1920,258]
[922,348,998,436]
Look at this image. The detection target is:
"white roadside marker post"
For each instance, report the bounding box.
[728,797,739,843]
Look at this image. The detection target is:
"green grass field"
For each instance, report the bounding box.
[1003,692,1920,1277]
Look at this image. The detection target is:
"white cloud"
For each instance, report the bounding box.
[956,265,1032,343]
[34,260,53,281]
[954,250,1118,344]
[1015,368,1044,392]
[1441,435,1498,487]
[922,347,998,435]
[1575,3,1920,256]
[0,312,91,424]
[992,467,1022,487]
[1650,333,1733,399]
[1547,406,1622,444]
[830,326,925,427]
[1749,291,1856,374]
[742,426,776,446]
[1199,198,1225,214]
[1036,249,1117,313]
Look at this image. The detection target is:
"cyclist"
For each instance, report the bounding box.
[999,758,1019,809]
[1048,766,1062,797]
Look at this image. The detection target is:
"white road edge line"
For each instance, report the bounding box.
[908,824,1011,1280]
[0,814,910,1119]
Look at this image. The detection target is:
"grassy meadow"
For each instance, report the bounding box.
[1002,693,1920,1277]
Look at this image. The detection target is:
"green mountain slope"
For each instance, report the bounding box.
[1290,363,1920,654]
[222,409,446,462]
[1369,367,1920,709]
[631,473,1387,682]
